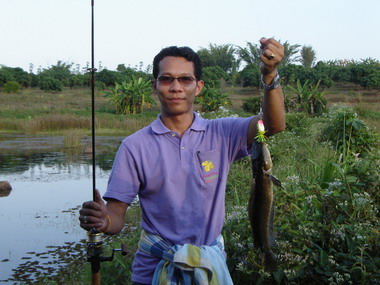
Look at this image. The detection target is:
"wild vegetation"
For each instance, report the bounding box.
[1,41,379,284]
[2,84,378,284]
[54,102,377,285]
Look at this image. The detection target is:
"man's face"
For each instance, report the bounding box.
[153,56,204,117]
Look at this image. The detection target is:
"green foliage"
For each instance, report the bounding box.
[0,66,30,87]
[288,79,327,115]
[0,67,15,86]
[38,61,73,86]
[195,86,231,112]
[197,44,238,74]
[105,76,155,114]
[39,77,64,92]
[278,63,300,86]
[223,113,380,284]
[280,41,301,67]
[282,88,299,113]
[96,68,119,86]
[237,42,262,66]
[116,65,152,84]
[349,58,380,88]
[297,67,334,88]
[239,64,261,87]
[3,81,21,93]
[321,106,378,157]
[242,97,261,114]
[68,73,91,88]
[202,66,228,88]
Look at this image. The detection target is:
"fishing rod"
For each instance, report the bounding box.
[90,0,97,200]
[86,1,127,284]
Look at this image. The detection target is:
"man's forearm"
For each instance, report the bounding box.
[103,201,128,234]
[261,72,285,136]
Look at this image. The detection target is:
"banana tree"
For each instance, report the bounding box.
[288,79,327,115]
[106,76,155,114]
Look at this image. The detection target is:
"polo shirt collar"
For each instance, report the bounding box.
[151,112,206,135]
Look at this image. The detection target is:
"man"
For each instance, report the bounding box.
[80,37,285,284]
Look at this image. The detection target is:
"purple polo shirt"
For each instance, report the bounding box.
[104,112,253,283]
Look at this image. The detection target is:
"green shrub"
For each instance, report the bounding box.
[239,64,261,87]
[195,86,231,112]
[202,66,228,88]
[39,77,64,92]
[0,68,15,86]
[321,106,378,157]
[242,97,261,114]
[3,81,21,93]
[223,115,380,284]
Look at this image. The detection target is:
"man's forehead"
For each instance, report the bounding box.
[158,56,195,74]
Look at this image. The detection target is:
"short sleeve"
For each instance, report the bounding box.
[103,140,141,204]
[217,116,255,162]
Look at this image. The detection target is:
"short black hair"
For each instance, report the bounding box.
[152,46,202,80]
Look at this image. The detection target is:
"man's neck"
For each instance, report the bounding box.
[160,112,195,137]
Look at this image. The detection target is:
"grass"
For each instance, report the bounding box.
[1,85,379,284]
[0,88,157,135]
[63,129,87,148]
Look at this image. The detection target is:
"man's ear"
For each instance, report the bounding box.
[195,80,204,96]
[152,79,158,95]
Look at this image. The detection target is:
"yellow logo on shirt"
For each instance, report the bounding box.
[202,161,214,172]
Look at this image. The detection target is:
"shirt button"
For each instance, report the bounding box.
[181,146,185,150]
[172,133,176,137]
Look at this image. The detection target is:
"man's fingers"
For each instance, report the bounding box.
[81,200,101,212]
[78,189,107,231]
[258,37,285,75]
[80,207,103,218]
[80,219,103,231]
[261,45,283,60]
[260,37,283,51]
[259,37,284,60]
[79,209,104,231]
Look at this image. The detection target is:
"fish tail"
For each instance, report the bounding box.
[264,250,278,272]
[268,201,277,248]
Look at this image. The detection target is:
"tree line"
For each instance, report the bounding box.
[1,40,379,93]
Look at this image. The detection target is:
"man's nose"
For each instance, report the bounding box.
[169,78,183,91]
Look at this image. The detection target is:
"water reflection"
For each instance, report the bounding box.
[0,134,122,283]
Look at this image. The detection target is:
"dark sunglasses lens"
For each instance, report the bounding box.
[157,76,195,85]
[178,77,195,84]
[158,76,173,84]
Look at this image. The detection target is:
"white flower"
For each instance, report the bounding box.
[258,119,265,132]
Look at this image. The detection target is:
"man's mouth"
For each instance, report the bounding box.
[168,97,185,103]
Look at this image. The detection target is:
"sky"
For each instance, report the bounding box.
[1,0,379,73]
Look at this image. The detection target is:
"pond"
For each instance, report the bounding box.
[0,133,123,283]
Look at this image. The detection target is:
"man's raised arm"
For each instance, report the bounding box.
[247,37,285,144]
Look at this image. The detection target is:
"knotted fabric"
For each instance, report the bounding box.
[138,230,234,285]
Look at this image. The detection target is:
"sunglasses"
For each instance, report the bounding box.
[157,76,196,86]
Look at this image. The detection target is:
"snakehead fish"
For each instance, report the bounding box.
[248,139,281,272]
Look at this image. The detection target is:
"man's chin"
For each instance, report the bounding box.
[161,108,193,117]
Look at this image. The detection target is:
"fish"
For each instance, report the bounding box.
[248,140,281,272]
